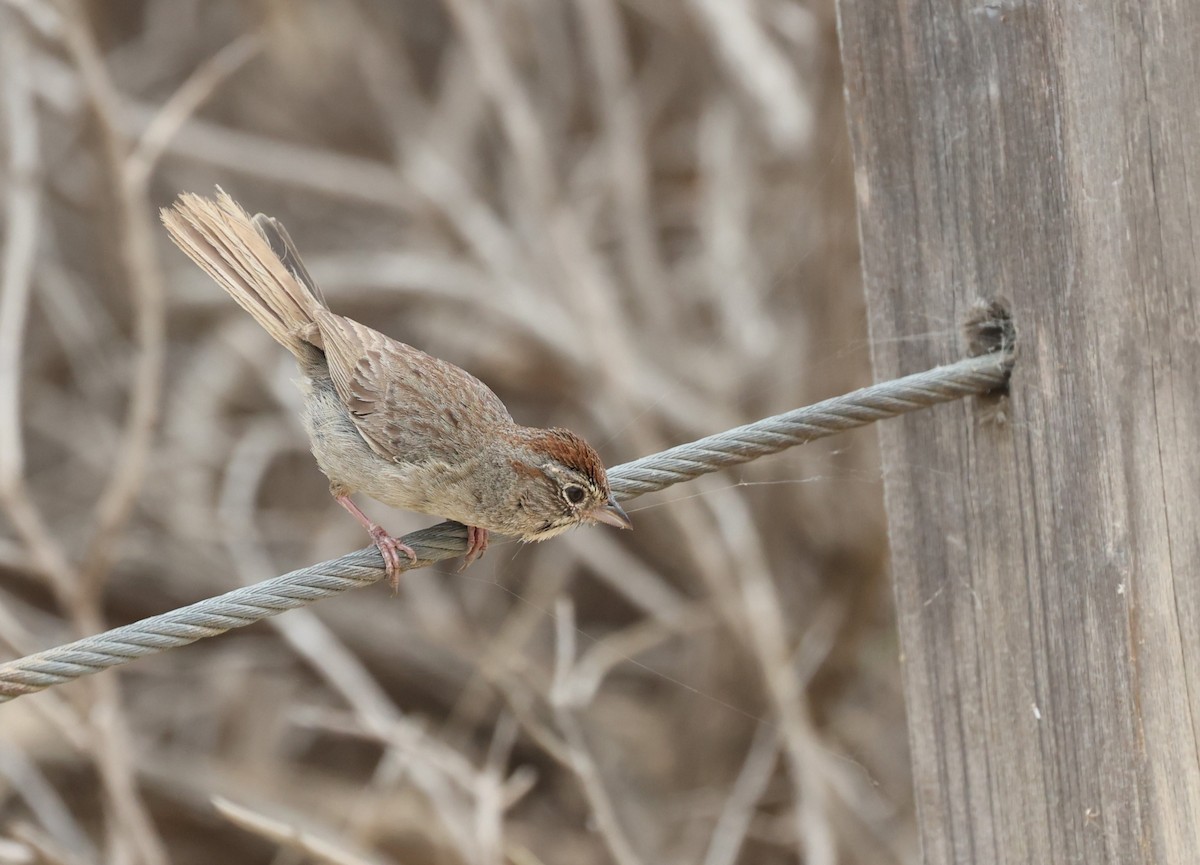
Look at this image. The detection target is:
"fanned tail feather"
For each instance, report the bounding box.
[161,189,324,358]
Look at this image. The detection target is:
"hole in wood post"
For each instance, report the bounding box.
[963,298,1015,401]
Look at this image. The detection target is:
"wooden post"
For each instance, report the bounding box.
[836,2,1200,863]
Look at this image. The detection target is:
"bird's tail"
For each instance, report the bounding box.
[161,189,325,359]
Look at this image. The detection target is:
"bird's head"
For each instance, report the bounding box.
[507,427,631,541]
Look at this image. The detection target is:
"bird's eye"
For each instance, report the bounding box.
[562,484,587,506]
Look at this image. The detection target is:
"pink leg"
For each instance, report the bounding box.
[335,495,416,591]
[459,525,489,570]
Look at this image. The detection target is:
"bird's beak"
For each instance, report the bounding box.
[590,495,632,530]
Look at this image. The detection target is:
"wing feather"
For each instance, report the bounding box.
[314,311,514,464]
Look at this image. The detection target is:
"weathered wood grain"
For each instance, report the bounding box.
[836,1,1200,862]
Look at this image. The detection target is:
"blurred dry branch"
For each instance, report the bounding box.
[0,1,910,863]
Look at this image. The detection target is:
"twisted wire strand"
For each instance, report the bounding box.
[607,352,1009,497]
[0,351,1010,702]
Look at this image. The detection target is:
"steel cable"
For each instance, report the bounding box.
[0,351,1011,702]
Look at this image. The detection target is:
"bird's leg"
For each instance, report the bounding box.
[334,494,416,591]
[459,525,489,570]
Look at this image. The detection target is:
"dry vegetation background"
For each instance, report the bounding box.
[0,1,911,863]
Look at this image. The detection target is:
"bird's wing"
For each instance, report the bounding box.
[314,310,514,464]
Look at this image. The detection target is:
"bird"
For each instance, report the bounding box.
[161,190,631,588]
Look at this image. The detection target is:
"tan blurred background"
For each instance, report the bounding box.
[0,1,911,863]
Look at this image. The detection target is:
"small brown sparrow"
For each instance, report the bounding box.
[162,190,630,586]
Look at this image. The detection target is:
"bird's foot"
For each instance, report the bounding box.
[334,494,416,591]
[459,525,489,570]
[368,524,417,592]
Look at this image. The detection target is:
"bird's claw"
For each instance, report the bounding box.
[459,525,489,571]
[369,525,417,592]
